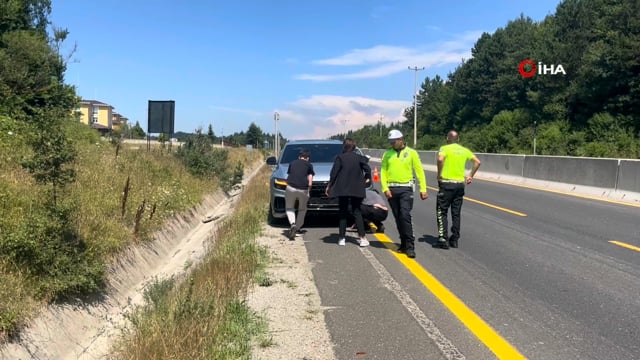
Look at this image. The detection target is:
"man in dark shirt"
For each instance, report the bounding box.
[285,149,315,240]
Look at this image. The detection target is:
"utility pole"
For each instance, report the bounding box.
[341,119,347,138]
[378,114,384,137]
[408,66,425,148]
[533,120,537,155]
[221,128,224,148]
[274,112,280,159]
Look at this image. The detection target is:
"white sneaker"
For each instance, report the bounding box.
[358,238,370,247]
[338,238,346,246]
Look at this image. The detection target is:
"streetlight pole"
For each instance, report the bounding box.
[533,120,537,155]
[341,119,347,138]
[274,112,280,159]
[378,114,384,137]
[408,66,425,148]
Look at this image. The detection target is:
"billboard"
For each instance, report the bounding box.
[147,100,175,134]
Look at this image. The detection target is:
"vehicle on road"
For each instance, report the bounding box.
[265,139,370,223]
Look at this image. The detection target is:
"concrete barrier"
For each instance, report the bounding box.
[418,151,438,166]
[616,160,640,193]
[523,156,619,188]
[362,148,640,197]
[469,153,525,176]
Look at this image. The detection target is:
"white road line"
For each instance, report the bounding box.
[360,247,465,360]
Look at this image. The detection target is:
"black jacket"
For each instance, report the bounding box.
[328,151,371,198]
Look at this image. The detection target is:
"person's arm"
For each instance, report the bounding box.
[412,150,427,193]
[437,149,445,181]
[307,164,315,189]
[372,192,388,210]
[326,157,341,195]
[466,154,481,184]
[380,152,390,194]
[361,157,372,184]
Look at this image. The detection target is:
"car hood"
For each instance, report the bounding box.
[272,163,334,182]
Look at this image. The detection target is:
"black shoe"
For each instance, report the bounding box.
[288,225,297,240]
[397,244,406,253]
[377,225,385,233]
[438,237,449,249]
[449,235,458,248]
[406,249,416,258]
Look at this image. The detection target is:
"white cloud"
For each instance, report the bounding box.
[277,95,411,140]
[295,31,482,82]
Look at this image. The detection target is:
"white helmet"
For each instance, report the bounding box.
[387,129,403,140]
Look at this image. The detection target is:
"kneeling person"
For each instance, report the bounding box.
[350,188,389,233]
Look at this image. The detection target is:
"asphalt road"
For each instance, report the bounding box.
[290,163,640,360]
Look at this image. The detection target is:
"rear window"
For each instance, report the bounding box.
[280,143,343,164]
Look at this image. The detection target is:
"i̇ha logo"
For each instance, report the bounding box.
[518,59,566,78]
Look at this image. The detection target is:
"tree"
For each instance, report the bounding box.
[0,0,52,36]
[130,121,146,139]
[22,119,75,206]
[207,123,215,142]
[245,122,263,147]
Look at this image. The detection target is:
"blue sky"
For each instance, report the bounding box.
[51,0,562,141]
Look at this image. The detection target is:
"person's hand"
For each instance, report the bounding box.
[325,186,330,196]
[465,176,473,184]
[384,190,392,199]
[437,175,443,182]
[420,192,428,200]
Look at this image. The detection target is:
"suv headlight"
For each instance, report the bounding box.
[273,178,287,190]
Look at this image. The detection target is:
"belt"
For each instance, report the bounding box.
[387,181,414,187]
[439,180,464,184]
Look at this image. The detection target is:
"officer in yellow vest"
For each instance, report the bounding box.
[436,130,481,249]
[381,129,427,258]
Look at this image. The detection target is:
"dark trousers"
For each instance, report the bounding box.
[436,182,465,241]
[387,186,415,250]
[339,196,365,238]
[360,205,388,228]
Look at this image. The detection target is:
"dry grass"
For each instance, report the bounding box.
[0,117,264,340]
[111,166,273,360]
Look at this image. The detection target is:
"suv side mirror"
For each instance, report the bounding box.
[266,156,277,165]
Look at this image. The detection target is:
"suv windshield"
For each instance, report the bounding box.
[280,143,343,163]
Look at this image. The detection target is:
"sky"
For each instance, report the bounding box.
[50,0,563,141]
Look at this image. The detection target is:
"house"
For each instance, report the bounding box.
[111,112,128,132]
[75,99,114,136]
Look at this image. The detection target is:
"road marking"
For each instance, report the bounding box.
[359,246,465,360]
[427,186,528,217]
[473,177,640,209]
[373,233,527,360]
[609,240,640,252]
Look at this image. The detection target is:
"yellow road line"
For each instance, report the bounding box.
[609,240,640,252]
[373,233,527,359]
[427,186,528,217]
[474,177,640,209]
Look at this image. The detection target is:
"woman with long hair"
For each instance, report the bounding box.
[326,138,372,246]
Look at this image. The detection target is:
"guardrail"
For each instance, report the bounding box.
[362,149,640,193]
